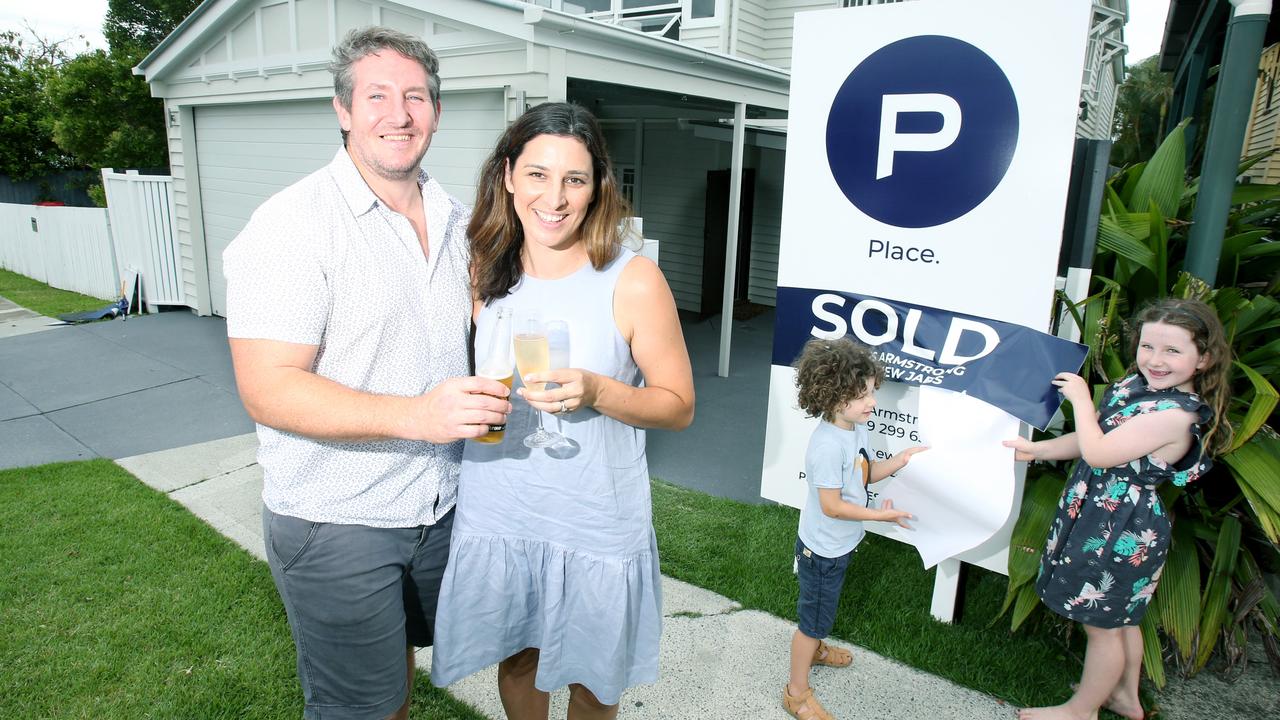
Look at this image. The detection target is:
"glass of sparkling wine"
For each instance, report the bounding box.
[473,307,514,444]
[514,309,565,448]
[546,320,571,442]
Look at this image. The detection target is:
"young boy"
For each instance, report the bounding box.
[784,337,926,720]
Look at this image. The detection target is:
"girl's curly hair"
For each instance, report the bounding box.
[794,337,882,422]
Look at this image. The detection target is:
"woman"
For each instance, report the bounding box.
[430,102,695,719]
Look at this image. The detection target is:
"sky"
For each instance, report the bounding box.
[0,0,109,52]
[2,0,1172,63]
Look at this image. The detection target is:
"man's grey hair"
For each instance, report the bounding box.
[330,26,441,112]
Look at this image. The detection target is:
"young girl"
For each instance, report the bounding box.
[785,337,925,720]
[1004,298,1232,720]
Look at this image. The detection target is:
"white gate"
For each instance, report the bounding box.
[101,169,183,309]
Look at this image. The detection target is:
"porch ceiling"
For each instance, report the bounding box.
[567,78,787,120]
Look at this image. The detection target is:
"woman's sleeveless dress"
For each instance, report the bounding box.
[430,249,660,705]
[1035,373,1212,628]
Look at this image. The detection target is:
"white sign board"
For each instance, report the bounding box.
[762,0,1091,583]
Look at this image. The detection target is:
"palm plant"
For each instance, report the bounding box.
[1000,119,1280,686]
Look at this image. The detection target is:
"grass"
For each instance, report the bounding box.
[0,460,486,720]
[651,479,1093,711]
[0,267,112,317]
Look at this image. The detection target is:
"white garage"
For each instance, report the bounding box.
[193,92,503,315]
[136,0,789,317]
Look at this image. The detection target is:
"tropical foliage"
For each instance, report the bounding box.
[1111,56,1176,169]
[1001,121,1280,687]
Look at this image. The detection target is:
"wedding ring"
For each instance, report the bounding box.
[559,400,568,414]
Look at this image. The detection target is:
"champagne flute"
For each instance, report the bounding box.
[514,310,566,448]
[546,320,572,445]
[473,307,514,444]
[547,320,570,375]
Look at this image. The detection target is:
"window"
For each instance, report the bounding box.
[689,0,717,19]
[614,166,636,204]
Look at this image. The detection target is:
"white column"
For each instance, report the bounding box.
[718,102,747,378]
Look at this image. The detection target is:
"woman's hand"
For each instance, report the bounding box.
[517,368,600,415]
[1052,372,1092,409]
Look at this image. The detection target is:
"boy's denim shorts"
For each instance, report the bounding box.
[795,536,853,640]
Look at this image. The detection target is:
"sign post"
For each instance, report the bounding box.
[761,0,1092,621]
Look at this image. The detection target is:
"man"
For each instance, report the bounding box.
[223,26,509,720]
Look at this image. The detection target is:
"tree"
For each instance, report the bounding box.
[45,47,167,171]
[0,30,75,179]
[104,0,200,54]
[1111,56,1175,168]
[43,1,201,175]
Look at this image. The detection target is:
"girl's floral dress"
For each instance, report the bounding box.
[1035,374,1211,628]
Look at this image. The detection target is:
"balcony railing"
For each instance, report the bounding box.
[525,1,684,40]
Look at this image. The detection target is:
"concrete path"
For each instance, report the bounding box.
[119,433,1017,720]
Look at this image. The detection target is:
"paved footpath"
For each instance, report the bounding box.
[0,295,63,339]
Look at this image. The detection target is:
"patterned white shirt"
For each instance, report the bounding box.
[224,148,472,527]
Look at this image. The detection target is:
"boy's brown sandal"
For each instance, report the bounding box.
[783,685,835,720]
[812,640,852,667]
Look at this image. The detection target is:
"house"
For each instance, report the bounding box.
[136,0,1128,318]
[1242,41,1280,185]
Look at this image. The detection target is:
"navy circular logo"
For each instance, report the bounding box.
[826,36,1019,228]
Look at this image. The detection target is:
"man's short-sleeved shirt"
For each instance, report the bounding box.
[798,421,871,558]
[223,148,472,528]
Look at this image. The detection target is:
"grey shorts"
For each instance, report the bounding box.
[263,506,454,720]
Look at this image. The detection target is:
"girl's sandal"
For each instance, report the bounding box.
[812,640,852,668]
[782,685,836,720]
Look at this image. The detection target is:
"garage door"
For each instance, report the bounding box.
[195,91,505,316]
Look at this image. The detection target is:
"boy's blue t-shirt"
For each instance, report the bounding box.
[798,420,871,558]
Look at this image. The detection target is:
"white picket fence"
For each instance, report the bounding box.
[0,170,183,310]
[0,203,118,299]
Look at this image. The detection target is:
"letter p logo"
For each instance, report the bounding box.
[876,94,962,180]
[825,36,1019,228]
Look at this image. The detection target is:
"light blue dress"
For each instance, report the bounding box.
[431,248,661,705]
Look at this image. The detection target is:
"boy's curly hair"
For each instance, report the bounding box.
[794,337,883,422]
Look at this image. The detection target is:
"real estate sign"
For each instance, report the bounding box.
[761,0,1091,581]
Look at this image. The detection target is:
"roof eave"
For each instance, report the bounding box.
[134,0,227,77]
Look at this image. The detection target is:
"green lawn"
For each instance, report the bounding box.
[0,460,485,720]
[652,479,1104,712]
[0,267,113,317]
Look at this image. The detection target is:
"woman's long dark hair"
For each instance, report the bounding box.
[470,102,631,303]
